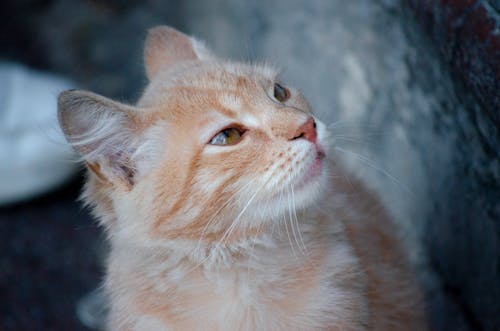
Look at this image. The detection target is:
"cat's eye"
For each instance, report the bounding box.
[209,127,244,145]
[273,83,290,102]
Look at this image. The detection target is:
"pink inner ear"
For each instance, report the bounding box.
[144,26,198,80]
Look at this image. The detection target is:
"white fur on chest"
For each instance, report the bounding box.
[110,224,367,331]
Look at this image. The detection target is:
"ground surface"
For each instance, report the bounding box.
[0,177,102,330]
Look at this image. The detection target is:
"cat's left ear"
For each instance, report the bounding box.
[58,89,145,188]
[144,26,214,80]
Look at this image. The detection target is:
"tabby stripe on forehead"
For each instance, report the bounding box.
[215,106,237,118]
[213,94,239,118]
[171,87,239,119]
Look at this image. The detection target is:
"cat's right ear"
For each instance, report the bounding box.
[144,26,213,80]
[58,89,142,187]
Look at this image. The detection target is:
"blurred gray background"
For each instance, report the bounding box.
[1,0,498,330]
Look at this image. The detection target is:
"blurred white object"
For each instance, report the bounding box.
[0,62,78,205]
[76,287,109,330]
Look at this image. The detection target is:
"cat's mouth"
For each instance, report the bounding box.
[295,148,325,190]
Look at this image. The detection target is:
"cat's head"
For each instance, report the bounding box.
[58,26,329,245]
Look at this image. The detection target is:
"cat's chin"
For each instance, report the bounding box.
[290,153,327,207]
[261,154,328,220]
[296,151,325,190]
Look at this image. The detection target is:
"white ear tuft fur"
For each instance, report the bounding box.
[144,26,214,80]
[58,89,140,186]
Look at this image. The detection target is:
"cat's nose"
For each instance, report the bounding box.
[290,117,317,143]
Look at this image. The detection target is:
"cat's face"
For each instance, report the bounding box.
[58,27,329,244]
[137,62,329,241]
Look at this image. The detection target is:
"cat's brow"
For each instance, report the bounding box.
[218,93,242,111]
[216,94,242,118]
[215,106,237,118]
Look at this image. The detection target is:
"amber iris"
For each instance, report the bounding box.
[273,83,290,102]
[209,128,244,145]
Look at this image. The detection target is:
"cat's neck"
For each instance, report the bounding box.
[110,207,334,274]
[105,205,362,331]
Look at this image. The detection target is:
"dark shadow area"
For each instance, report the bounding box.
[0,176,103,330]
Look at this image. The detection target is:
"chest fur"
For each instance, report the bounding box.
[108,235,368,331]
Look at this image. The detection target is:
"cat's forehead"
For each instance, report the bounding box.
[139,61,279,108]
[176,62,278,90]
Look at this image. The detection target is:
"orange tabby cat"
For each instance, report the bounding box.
[58,26,427,331]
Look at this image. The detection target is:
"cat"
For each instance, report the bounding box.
[58,26,427,331]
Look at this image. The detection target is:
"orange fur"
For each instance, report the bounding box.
[58,26,427,330]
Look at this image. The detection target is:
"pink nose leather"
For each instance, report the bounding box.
[291,117,317,143]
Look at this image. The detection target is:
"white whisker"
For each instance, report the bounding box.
[194,180,256,257]
[290,177,308,254]
[284,206,298,258]
[218,177,270,246]
[335,146,414,195]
